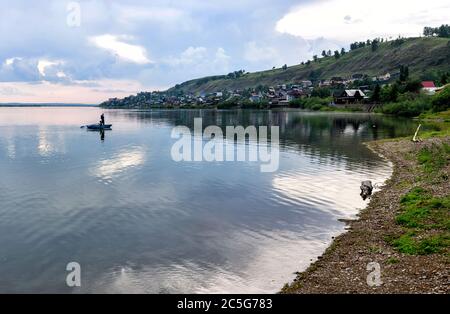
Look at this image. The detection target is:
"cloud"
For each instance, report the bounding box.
[2,0,446,103]
[37,59,63,77]
[89,34,152,64]
[163,46,230,72]
[215,48,231,63]
[165,46,208,66]
[0,57,40,82]
[114,5,196,32]
[244,41,279,63]
[56,71,67,78]
[276,0,450,41]
[4,57,22,66]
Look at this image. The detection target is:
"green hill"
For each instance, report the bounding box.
[170,37,450,94]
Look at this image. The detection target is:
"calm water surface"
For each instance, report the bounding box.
[0,107,419,293]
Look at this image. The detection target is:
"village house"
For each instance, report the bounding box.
[330,77,344,85]
[373,73,391,82]
[421,81,437,95]
[249,92,263,103]
[319,80,332,87]
[301,80,313,88]
[288,89,308,99]
[333,89,367,104]
[277,90,293,105]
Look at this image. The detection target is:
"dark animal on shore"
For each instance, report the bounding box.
[360,181,373,200]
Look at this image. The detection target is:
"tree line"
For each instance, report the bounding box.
[423,24,450,38]
[350,38,382,51]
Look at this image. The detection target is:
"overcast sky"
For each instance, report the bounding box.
[0,0,449,103]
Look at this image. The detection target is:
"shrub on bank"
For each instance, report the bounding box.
[289,97,332,111]
[431,85,450,112]
[375,96,432,117]
[217,101,238,109]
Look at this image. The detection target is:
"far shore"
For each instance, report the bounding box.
[0,103,98,107]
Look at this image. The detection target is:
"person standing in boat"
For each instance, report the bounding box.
[100,113,105,126]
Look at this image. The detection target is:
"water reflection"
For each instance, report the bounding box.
[0,107,419,293]
[87,128,107,141]
[110,109,419,162]
[91,147,146,181]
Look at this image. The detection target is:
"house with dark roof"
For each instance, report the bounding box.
[333,89,367,104]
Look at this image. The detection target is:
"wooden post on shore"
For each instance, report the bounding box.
[412,124,422,143]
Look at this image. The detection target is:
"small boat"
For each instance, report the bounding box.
[86,124,112,130]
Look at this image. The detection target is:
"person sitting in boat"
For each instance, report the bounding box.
[100,114,105,126]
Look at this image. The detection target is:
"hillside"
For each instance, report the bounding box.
[169,37,450,94]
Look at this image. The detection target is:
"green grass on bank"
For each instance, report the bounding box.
[388,141,450,256]
[391,188,450,255]
[418,110,450,138]
[417,143,450,173]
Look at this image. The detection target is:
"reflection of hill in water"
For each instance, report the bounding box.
[108,109,419,163]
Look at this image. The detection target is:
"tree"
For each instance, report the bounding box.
[327,50,332,57]
[431,85,450,112]
[399,65,409,82]
[313,55,318,62]
[391,37,405,47]
[423,26,435,37]
[282,64,288,70]
[311,87,331,98]
[340,48,346,55]
[371,39,379,52]
[389,83,399,102]
[437,24,450,38]
[371,84,381,102]
[322,50,327,57]
[440,72,449,86]
[334,50,340,59]
[423,25,450,37]
[403,80,422,93]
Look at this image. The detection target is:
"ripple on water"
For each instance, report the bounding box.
[0,108,402,293]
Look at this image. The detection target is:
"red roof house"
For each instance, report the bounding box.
[421,81,436,88]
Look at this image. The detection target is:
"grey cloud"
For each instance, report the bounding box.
[1,0,323,90]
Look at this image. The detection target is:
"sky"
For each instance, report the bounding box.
[0,0,449,104]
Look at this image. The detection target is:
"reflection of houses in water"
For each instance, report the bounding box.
[106,110,417,161]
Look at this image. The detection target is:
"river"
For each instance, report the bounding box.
[0,107,419,293]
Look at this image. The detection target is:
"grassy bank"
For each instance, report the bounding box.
[281,110,450,294]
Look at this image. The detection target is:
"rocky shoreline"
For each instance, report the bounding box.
[282,137,449,294]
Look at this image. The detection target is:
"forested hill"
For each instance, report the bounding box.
[169,37,450,94]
